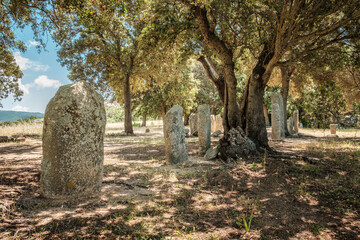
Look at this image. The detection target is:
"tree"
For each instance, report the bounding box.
[131,47,198,121]
[299,80,346,128]
[55,0,148,135]
[170,0,360,148]
[0,0,51,106]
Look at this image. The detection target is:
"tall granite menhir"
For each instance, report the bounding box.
[189,113,198,136]
[164,105,188,164]
[198,104,211,155]
[271,92,285,139]
[271,103,283,140]
[41,81,106,199]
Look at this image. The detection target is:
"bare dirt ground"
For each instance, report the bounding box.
[0,123,359,239]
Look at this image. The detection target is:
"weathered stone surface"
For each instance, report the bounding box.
[204,146,219,160]
[189,113,198,136]
[215,114,224,132]
[210,115,216,133]
[218,127,258,160]
[164,105,188,164]
[41,81,106,200]
[211,130,222,137]
[330,124,337,134]
[288,117,294,135]
[271,103,284,140]
[293,110,299,134]
[271,93,285,139]
[198,105,211,156]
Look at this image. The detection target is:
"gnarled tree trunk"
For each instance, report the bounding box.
[240,44,276,148]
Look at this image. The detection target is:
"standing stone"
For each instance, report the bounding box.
[210,115,216,133]
[215,114,224,132]
[288,117,294,135]
[189,113,198,136]
[164,105,188,164]
[41,81,106,199]
[198,105,211,155]
[271,103,284,140]
[271,92,285,138]
[330,124,337,134]
[293,110,299,134]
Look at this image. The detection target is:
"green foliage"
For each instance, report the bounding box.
[192,61,222,114]
[105,105,124,123]
[132,59,198,119]
[236,214,253,232]
[0,0,56,106]
[295,81,346,128]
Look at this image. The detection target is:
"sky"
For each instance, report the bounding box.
[2,27,72,113]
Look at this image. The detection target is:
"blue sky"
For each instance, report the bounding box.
[2,27,72,113]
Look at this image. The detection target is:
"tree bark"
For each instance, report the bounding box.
[184,112,190,126]
[141,114,146,127]
[123,74,134,135]
[240,45,275,148]
[191,6,239,134]
[280,65,295,136]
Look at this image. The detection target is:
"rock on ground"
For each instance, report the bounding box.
[198,105,211,156]
[204,146,219,160]
[41,81,106,200]
[164,105,188,164]
[211,130,222,137]
[218,127,258,160]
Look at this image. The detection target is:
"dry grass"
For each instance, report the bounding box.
[0,123,43,137]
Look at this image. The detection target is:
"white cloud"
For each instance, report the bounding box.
[12,105,29,112]
[19,79,32,95]
[34,75,62,88]
[13,52,50,72]
[27,40,40,48]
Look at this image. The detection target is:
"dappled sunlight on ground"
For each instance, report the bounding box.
[0,124,359,239]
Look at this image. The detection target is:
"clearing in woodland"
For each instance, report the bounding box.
[0,122,359,239]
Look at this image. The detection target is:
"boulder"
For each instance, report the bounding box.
[198,105,211,156]
[164,105,188,164]
[211,130,222,137]
[204,146,219,160]
[271,103,284,140]
[41,81,106,199]
[218,127,258,160]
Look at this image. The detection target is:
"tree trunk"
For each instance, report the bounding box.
[280,65,295,136]
[184,112,190,126]
[141,114,146,127]
[123,75,134,135]
[223,61,240,133]
[240,45,275,148]
[280,65,290,136]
